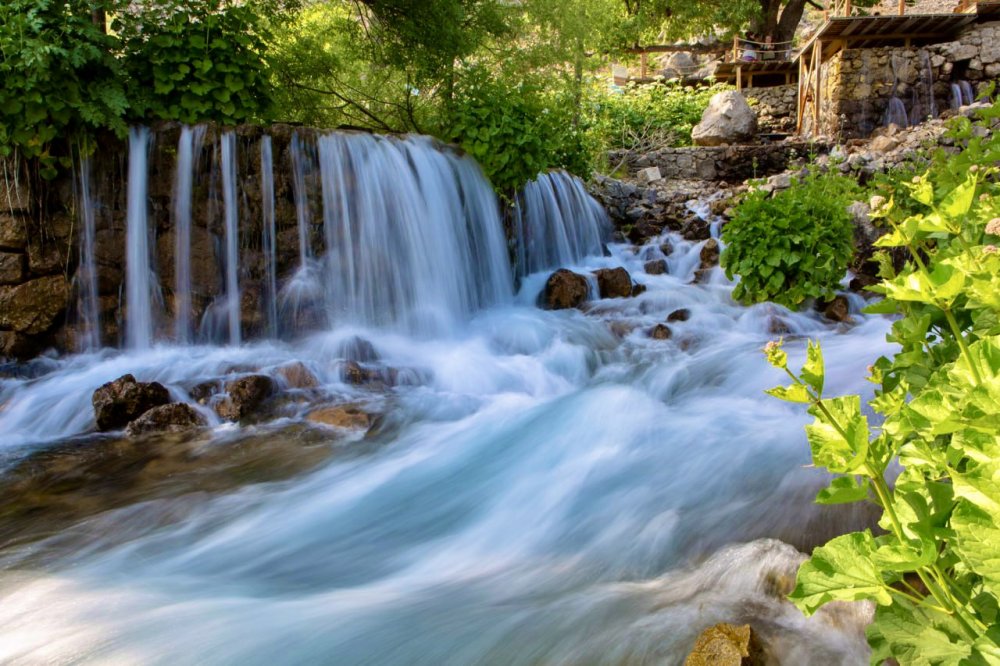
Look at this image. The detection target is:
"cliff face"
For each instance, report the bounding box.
[0,123,333,359]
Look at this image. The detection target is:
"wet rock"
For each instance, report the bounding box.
[667,308,690,323]
[541,269,589,310]
[821,295,852,323]
[307,404,371,430]
[125,403,208,436]
[26,240,65,276]
[0,275,70,334]
[275,361,320,389]
[189,380,222,405]
[660,241,674,256]
[337,336,379,363]
[631,283,647,297]
[649,324,672,340]
[692,91,758,147]
[93,374,171,431]
[644,259,668,275]
[593,267,633,299]
[684,623,764,666]
[339,360,379,386]
[0,251,25,284]
[767,316,791,335]
[694,238,721,283]
[215,374,275,421]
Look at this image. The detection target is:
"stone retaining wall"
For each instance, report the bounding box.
[609,142,824,183]
[744,84,797,134]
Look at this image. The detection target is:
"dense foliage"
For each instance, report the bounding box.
[0,0,127,177]
[768,103,1000,663]
[115,0,275,125]
[721,170,860,308]
[586,81,732,153]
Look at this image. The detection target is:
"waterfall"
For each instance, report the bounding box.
[883,97,909,128]
[513,170,610,277]
[173,125,206,343]
[75,154,100,351]
[314,132,512,334]
[290,132,314,268]
[916,50,938,122]
[260,136,278,339]
[960,80,975,106]
[220,131,241,346]
[125,126,153,350]
[950,83,963,111]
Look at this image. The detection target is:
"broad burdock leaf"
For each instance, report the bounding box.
[805,395,871,475]
[867,599,974,665]
[815,475,870,505]
[790,531,892,614]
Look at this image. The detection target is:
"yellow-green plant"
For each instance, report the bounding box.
[766,103,1000,664]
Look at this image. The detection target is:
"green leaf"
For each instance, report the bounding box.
[765,383,810,403]
[867,599,974,665]
[805,395,871,474]
[801,340,825,395]
[815,475,870,505]
[789,531,892,615]
[940,174,977,219]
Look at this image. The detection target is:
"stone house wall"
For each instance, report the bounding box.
[820,21,1000,138]
[744,84,798,134]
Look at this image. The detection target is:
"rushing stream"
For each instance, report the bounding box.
[0,132,889,664]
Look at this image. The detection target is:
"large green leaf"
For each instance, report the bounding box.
[789,531,892,614]
[805,395,871,475]
[866,599,973,665]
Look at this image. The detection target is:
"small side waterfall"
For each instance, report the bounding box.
[314,133,513,334]
[950,83,964,111]
[75,155,100,351]
[125,126,153,350]
[290,132,315,268]
[220,131,241,346]
[173,125,206,343]
[883,97,909,128]
[915,50,938,122]
[513,170,610,277]
[260,136,278,339]
[960,80,975,106]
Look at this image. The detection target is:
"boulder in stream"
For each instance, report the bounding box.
[126,403,208,436]
[592,267,633,299]
[692,91,758,147]
[215,374,276,421]
[307,404,372,430]
[542,269,589,310]
[93,374,171,431]
[644,259,668,275]
[684,623,765,666]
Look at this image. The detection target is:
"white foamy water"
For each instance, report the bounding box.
[0,156,889,664]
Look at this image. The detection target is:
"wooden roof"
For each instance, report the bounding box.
[801,13,978,54]
[976,1,1000,17]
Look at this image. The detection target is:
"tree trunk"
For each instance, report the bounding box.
[775,0,809,44]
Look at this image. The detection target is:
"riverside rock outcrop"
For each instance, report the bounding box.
[692,91,758,147]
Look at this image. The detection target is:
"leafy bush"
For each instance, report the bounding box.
[0,0,128,176]
[586,80,731,152]
[721,170,860,308]
[767,102,1000,663]
[446,67,591,195]
[115,0,275,125]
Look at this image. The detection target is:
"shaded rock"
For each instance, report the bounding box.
[92,374,171,431]
[684,623,764,666]
[593,267,633,299]
[0,275,70,334]
[340,360,379,386]
[0,214,28,250]
[667,308,691,323]
[307,404,371,430]
[0,251,25,284]
[692,91,758,147]
[821,295,852,323]
[542,269,589,310]
[637,166,662,184]
[275,361,320,389]
[649,324,672,340]
[767,316,791,335]
[125,403,207,436]
[215,374,275,421]
[631,283,647,297]
[644,259,668,275]
[189,380,222,405]
[694,238,721,283]
[660,240,674,256]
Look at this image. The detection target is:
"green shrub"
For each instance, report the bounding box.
[768,101,1000,663]
[721,170,860,308]
[115,0,275,125]
[585,80,731,152]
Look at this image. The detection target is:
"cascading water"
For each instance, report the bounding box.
[173,125,206,343]
[315,132,513,334]
[290,132,315,268]
[950,82,964,111]
[960,80,975,106]
[220,131,241,345]
[915,50,938,122]
[883,97,909,128]
[74,154,101,351]
[0,130,890,664]
[260,136,279,339]
[125,126,154,350]
[513,170,610,277]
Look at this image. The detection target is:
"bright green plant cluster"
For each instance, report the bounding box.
[767,103,1000,663]
[115,0,275,125]
[721,170,861,308]
[585,80,732,152]
[446,67,593,195]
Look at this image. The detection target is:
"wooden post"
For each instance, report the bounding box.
[640,52,648,78]
[737,65,743,90]
[733,35,739,62]
[813,42,822,131]
[845,0,852,15]
[797,54,806,133]
[898,0,905,14]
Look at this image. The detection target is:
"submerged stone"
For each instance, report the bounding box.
[126,403,208,437]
